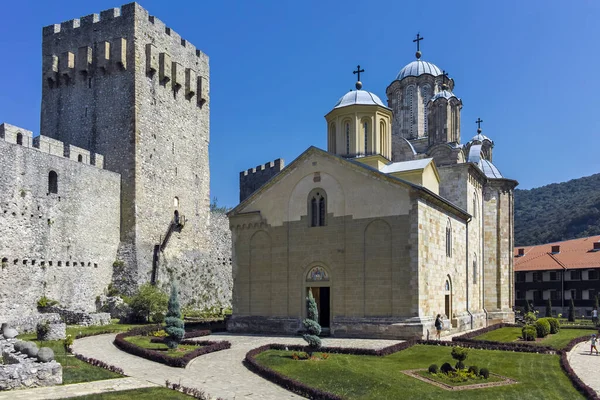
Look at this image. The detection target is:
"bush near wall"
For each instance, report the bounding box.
[113,328,230,368]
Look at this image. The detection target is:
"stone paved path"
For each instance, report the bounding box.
[70,332,401,400]
[567,341,600,396]
[0,377,157,400]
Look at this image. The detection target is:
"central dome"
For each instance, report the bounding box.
[333,90,387,109]
[396,60,442,81]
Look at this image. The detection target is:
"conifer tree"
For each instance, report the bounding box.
[302,291,322,355]
[568,298,575,322]
[165,282,185,349]
[545,297,552,317]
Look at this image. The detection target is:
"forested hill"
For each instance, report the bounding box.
[514,173,600,247]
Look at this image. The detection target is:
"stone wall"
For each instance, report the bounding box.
[0,135,120,321]
[2,314,61,335]
[239,159,284,203]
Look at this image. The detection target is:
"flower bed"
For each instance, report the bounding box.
[404,369,516,391]
[114,327,230,368]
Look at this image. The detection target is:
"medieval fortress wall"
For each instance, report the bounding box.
[0,3,231,322]
[0,124,120,321]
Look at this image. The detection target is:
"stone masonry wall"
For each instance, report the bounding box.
[239,159,285,203]
[0,136,120,321]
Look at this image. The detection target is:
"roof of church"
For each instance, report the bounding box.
[333,90,388,109]
[396,60,443,81]
[468,144,503,178]
[469,133,493,144]
[514,235,600,271]
[430,90,459,102]
[380,158,433,174]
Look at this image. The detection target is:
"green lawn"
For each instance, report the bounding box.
[124,336,201,358]
[474,327,596,350]
[255,345,584,399]
[65,387,193,399]
[415,370,503,387]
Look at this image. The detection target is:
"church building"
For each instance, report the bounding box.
[227,37,517,339]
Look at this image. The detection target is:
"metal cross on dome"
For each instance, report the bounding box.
[476,118,484,130]
[413,33,424,52]
[353,65,364,82]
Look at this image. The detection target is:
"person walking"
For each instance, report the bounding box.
[435,314,443,341]
[591,334,599,355]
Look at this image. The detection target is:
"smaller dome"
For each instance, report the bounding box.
[334,90,387,109]
[430,90,458,102]
[467,144,503,178]
[396,60,442,81]
[468,133,493,144]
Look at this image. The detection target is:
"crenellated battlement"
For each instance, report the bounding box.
[239,158,285,202]
[0,123,104,169]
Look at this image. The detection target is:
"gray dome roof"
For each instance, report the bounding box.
[396,60,442,81]
[430,90,458,102]
[468,144,503,178]
[469,133,493,144]
[334,90,387,109]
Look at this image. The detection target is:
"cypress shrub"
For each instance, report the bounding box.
[535,318,551,338]
[302,291,322,355]
[522,325,537,341]
[545,298,552,317]
[165,282,185,349]
[480,367,490,379]
[568,298,575,322]
[548,317,560,334]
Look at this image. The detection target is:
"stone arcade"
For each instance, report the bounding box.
[228,42,517,339]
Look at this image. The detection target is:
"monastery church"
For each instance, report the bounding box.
[228,38,517,338]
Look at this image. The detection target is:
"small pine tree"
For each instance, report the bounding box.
[568,298,575,322]
[525,300,531,314]
[164,282,185,349]
[302,291,322,356]
[545,298,552,317]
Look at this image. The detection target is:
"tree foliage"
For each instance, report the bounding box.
[129,283,168,322]
[515,173,600,246]
[302,290,322,354]
[165,282,185,349]
[568,298,575,322]
[545,298,552,318]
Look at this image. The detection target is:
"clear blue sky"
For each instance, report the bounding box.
[1,0,598,208]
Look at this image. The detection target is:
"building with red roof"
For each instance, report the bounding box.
[514,235,600,316]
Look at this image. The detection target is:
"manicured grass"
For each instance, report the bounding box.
[17,321,153,342]
[64,387,193,399]
[255,345,584,399]
[474,327,596,349]
[124,336,202,358]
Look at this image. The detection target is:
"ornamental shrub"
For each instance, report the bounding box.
[535,318,551,338]
[450,346,469,363]
[524,311,537,325]
[129,283,168,322]
[568,298,575,322]
[428,364,439,374]
[522,325,537,341]
[440,362,454,374]
[468,365,479,376]
[480,367,490,379]
[548,317,560,334]
[455,360,465,370]
[302,291,322,355]
[545,298,552,317]
[164,282,185,349]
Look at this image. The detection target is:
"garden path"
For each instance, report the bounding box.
[567,340,600,396]
[0,377,157,400]
[70,332,402,400]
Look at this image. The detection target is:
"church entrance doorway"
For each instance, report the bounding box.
[305,265,331,329]
[307,287,330,328]
[445,277,452,320]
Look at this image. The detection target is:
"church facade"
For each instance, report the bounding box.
[227,41,517,339]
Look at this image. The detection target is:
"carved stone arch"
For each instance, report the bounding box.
[302,262,332,327]
[364,219,392,316]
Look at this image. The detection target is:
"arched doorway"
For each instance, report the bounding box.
[305,266,331,328]
[445,277,452,320]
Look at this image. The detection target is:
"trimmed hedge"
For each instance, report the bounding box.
[535,318,551,338]
[548,318,560,334]
[113,328,230,368]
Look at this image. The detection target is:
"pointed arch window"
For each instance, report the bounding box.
[48,171,58,194]
[379,121,385,156]
[363,121,368,155]
[446,219,452,257]
[308,189,327,227]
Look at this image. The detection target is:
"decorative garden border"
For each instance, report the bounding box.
[401,369,517,391]
[113,326,231,368]
[245,337,600,400]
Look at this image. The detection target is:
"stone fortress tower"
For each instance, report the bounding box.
[0,3,232,322]
[40,3,210,293]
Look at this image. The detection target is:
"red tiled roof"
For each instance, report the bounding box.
[514,235,600,271]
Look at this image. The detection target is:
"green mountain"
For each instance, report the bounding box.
[514,173,600,246]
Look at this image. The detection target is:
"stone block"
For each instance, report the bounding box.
[185,68,196,97]
[112,38,127,70]
[43,54,59,85]
[172,62,184,90]
[198,75,208,106]
[145,43,158,75]
[33,135,65,157]
[76,46,92,73]
[59,52,75,81]
[98,41,110,71]
[159,52,171,83]
[37,347,55,363]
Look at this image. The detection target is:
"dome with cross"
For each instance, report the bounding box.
[333,90,387,109]
[396,60,443,81]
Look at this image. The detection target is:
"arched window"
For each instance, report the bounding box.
[445,219,452,257]
[48,171,58,194]
[174,197,180,208]
[406,86,415,138]
[363,121,368,155]
[329,123,336,153]
[379,121,385,156]
[345,123,350,155]
[77,154,83,162]
[473,193,478,219]
[308,189,326,227]
[444,276,452,319]
[16,133,23,146]
[473,253,478,284]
